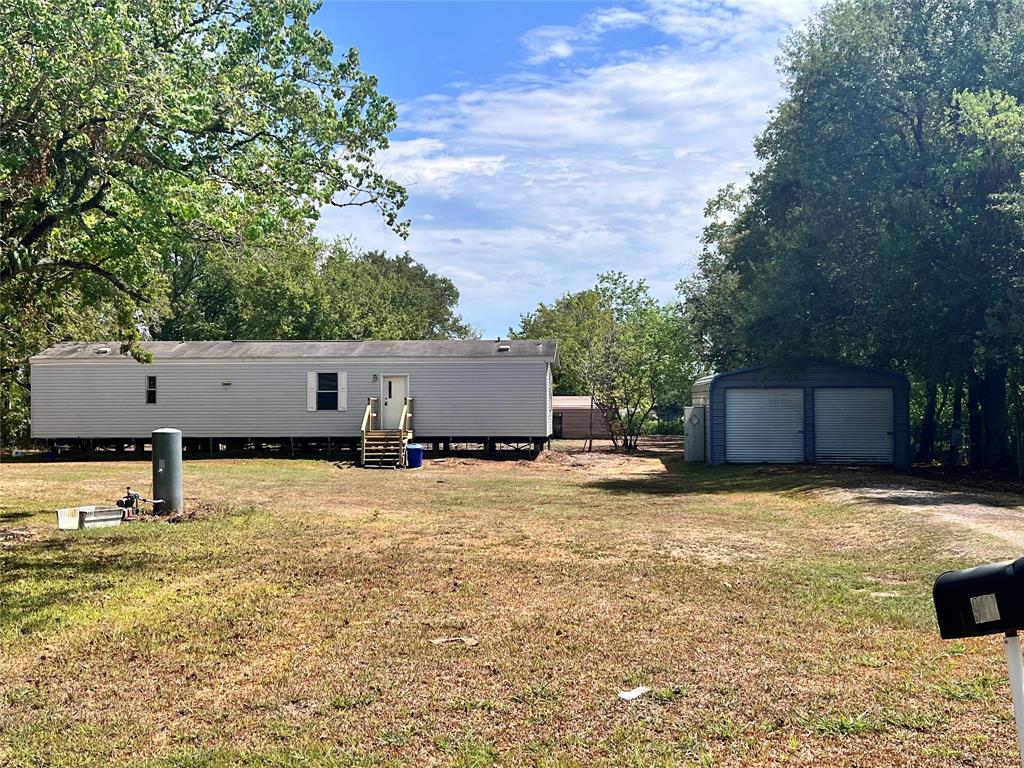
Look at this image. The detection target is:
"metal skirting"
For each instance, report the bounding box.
[814,388,894,464]
[724,388,805,463]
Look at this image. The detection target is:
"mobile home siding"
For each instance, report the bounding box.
[31,357,551,440]
[546,364,553,437]
[700,361,910,469]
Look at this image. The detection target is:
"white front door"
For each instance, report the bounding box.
[382,376,408,430]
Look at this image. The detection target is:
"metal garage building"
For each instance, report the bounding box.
[687,360,910,468]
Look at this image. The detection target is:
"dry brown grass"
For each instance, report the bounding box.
[1,444,1022,767]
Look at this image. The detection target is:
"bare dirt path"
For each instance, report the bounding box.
[821,483,1024,550]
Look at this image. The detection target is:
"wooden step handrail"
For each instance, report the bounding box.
[361,397,380,466]
[399,398,413,432]
[397,397,414,466]
[361,397,379,432]
[360,397,413,468]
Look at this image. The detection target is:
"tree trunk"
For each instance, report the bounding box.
[981,361,1011,470]
[587,391,594,453]
[948,377,963,468]
[968,363,1012,471]
[1012,366,1024,479]
[916,381,937,463]
[968,372,983,469]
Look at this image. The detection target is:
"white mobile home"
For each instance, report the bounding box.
[31,340,557,463]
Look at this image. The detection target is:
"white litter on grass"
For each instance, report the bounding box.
[430,636,479,647]
[618,686,651,702]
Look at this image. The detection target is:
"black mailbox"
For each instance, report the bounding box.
[933,557,1024,639]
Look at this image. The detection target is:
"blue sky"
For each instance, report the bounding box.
[315,0,821,337]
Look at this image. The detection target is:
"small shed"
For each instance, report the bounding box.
[690,360,910,468]
[551,396,613,439]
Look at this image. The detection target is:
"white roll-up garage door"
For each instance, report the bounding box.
[725,389,805,463]
[814,388,894,464]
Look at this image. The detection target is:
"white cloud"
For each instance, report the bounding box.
[400,48,780,159]
[319,1,824,335]
[723,0,822,24]
[644,0,818,47]
[522,26,577,65]
[518,1,820,67]
[592,7,649,31]
[377,138,505,197]
[520,6,648,66]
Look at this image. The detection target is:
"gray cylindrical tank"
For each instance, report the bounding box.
[152,428,183,514]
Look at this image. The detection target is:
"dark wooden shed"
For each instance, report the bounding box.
[552,396,613,439]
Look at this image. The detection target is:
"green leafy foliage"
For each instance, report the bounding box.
[514,273,695,449]
[1,0,407,293]
[0,0,409,445]
[515,288,610,397]
[155,237,473,342]
[681,0,1024,470]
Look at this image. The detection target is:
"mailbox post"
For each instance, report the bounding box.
[934,557,1024,765]
[1008,633,1024,767]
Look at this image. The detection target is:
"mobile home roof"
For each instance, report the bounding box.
[33,339,558,362]
[552,396,599,409]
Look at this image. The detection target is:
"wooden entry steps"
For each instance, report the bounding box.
[362,430,409,468]
[360,396,414,468]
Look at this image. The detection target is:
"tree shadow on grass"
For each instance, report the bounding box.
[0,509,36,524]
[836,488,1024,511]
[583,458,1015,503]
[0,536,157,638]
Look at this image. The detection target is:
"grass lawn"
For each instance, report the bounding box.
[1,442,1021,767]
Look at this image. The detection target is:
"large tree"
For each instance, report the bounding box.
[958,90,1024,474]
[155,238,472,342]
[515,288,609,398]
[515,273,691,450]
[682,0,1024,470]
[0,0,408,445]
[318,241,473,340]
[1,0,407,288]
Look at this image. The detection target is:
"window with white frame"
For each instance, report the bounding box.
[306,371,347,412]
[316,372,338,411]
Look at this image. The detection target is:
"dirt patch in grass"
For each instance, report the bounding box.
[531,450,633,472]
[130,500,237,524]
[0,527,35,547]
[819,484,1024,552]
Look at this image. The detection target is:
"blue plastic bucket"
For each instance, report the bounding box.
[406,443,424,469]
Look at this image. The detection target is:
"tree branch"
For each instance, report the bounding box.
[12,180,112,254]
[28,258,148,303]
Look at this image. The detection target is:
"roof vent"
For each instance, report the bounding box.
[95,347,112,356]
[497,344,511,353]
